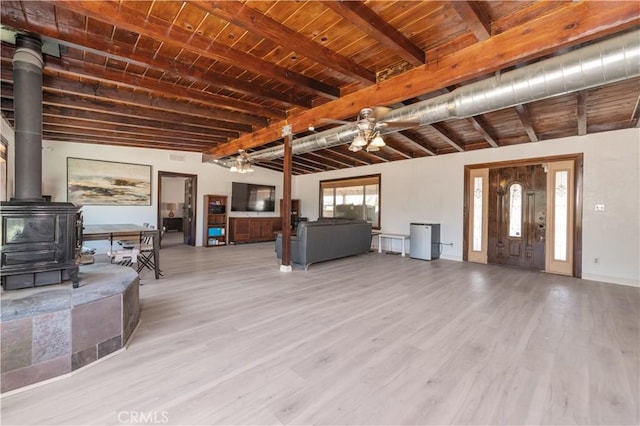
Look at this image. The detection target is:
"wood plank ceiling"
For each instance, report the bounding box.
[1,1,639,175]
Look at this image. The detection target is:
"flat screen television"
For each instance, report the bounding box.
[231,182,276,212]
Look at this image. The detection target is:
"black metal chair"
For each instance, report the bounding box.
[136,225,163,276]
[108,246,139,268]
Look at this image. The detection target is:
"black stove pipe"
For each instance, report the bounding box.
[13,34,43,201]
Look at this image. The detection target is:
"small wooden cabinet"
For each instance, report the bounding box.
[204,195,227,247]
[229,217,282,243]
[163,217,183,232]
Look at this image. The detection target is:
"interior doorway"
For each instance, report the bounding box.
[464,154,583,277]
[157,171,197,248]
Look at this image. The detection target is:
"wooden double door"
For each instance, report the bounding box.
[488,165,547,270]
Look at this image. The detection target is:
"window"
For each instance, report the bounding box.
[0,138,6,202]
[320,174,381,228]
[509,183,523,238]
[545,159,575,276]
[553,170,569,261]
[472,176,483,251]
[467,168,488,264]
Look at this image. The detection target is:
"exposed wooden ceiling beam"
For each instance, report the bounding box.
[47,139,206,153]
[206,1,639,157]
[632,94,640,128]
[292,159,329,173]
[192,0,375,85]
[42,126,217,149]
[266,159,326,174]
[394,132,436,156]
[41,132,208,152]
[301,153,349,170]
[330,145,383,165]
[42,117,227,145]
[41,56,286,120]
[252,162,284,174]
[380,140,413,159]
[266,158,310,175]
[0,62,264,129]
[0,16,312,109]
[577,90,588,136]
[490,1,567,35]
[588,121,634,133]
[304,151,362,168]
[37,73,262,129]
[53,0,340,99]
[321,1,425,67]
[357,148,392,163]
[468,116,499,148]
[427,124,465,152]
[294,154,339,171]
[514,104,539,142]
[311,150,365,168]
[0,97,233,141]
[395,99,439,155]
[450,1,492,41]
[39,94,237,138]
[0,75,253,134]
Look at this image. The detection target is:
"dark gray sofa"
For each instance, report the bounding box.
[275,219,372,269]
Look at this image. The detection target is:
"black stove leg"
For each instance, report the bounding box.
[70,267,79,288]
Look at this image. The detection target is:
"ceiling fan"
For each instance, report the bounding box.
[228,149,254,173]
[321,107,418,152]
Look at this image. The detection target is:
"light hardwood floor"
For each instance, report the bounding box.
[1,241,638,425]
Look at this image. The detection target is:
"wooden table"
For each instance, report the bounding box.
[83,224,161,279]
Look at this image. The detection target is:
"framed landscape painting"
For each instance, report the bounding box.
[67,157,152,205]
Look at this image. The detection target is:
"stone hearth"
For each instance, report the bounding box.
[0,263,140,393]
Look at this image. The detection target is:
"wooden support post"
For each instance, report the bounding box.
[281,126,293,272]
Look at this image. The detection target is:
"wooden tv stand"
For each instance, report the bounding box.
[229,217,282,243]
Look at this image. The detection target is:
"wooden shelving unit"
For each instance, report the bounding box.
[204,194,227,247]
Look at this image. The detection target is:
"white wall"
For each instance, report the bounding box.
[161,177,186,217]
[40,139,283,247]
[293,129,640,287]
[1,116,15,198]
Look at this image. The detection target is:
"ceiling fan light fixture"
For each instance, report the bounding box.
[352,134,367,147]
[348,142,362,152]
[344,106,395,154]
[229,149,254,173]
[370,134,385,147]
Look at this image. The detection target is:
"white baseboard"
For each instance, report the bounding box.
[439,254,463,262]
[582,273,640,288]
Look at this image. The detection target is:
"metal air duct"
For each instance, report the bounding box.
[225,29,639,163]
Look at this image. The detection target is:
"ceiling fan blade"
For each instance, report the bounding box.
[379,121,421,128]
[319,118,351,125]
[371,106,392,120]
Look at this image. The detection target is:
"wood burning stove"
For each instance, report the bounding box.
[0,35,83,290]
[1,201,82,290]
